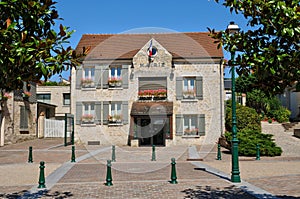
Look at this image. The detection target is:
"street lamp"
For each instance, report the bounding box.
[227,21,241,183]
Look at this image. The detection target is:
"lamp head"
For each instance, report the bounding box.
[226,21,240,34]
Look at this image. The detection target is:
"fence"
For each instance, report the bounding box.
[44,119,66,138]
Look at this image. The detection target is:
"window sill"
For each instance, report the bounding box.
[81,87,96,91]
[181,99,198,102]
[108,87,123,90]
[182,135,200,138]
[81,123,96,127]
[108,123,123,126]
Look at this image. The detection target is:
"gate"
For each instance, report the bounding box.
[44,119,65,137]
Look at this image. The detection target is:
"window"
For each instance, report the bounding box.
[183,115,198,136]
[176,114,205,136]
[81,67,95,88]
[176,76,203,100]
[109,102,122,123]
[20,106,28,129]
[81,103,95,124]
[37,94,51,104]
[108,66,122,87]
[183,77,196,99]
[63,93,70,105]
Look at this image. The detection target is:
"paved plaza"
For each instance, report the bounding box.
[0,122,299,198]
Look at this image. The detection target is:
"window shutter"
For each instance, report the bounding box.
[76,67,83,89]
[20,106,28,129]
[76,102,82,125]
[139,77,167,90]
[196,76,203,100]
[122,101,129,124]
[95,102,101,125]
[198,114,205,135]
[176,77,183,100]
[102,66,109,89]
[122,65,129,89]
[175,114,183,136]
[95,65,102,89]
[103,101,109,124]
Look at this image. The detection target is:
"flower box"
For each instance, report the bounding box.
[184,128,198,136]
[108,114,122,123]
[108,77,122,87]
[81,78,95,88]
[138,89,167,100]
[81,114,94,123]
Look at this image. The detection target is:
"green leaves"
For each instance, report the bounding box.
[0,0,84,91]
[211,0,300,95]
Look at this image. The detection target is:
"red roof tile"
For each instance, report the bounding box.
[75,32,223,60]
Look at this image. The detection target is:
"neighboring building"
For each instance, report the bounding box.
[0,82,38,146]
[36,80,71,120]
[71,32,224,147]
[278,86,300,120]
[224,78,246,106]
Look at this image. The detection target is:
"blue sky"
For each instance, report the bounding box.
[52,0,247,81]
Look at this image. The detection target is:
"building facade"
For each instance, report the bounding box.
[71,32,224,146]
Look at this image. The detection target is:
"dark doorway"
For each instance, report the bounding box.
[136,117,167,146]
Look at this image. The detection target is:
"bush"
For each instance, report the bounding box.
[272,107,291,123]
[224,129,282,156]
[225,104,261,132]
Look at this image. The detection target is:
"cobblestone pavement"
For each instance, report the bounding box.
[0,122,299,199]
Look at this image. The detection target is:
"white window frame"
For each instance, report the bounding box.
[109,102,122,122]
[183,115,198,136]
[183,77,196,98]
[81,103,95,122]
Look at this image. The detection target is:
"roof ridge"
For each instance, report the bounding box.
[83,32,210,36]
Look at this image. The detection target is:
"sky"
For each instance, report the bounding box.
[51,0,248,81]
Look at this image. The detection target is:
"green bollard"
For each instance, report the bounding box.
[112,145,116,162]
[105,160,113,186]
[28,146,33,163]
[217,144,222,160]
[151,145,156,161]
[170,158,178,184]
[38,161,46,188]
[256,144,260,160]
[71,145,76,162]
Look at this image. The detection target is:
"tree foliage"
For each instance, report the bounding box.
[0,0,86,92]
[210,0,300,95]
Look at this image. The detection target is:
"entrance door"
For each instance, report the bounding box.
[138,117,166,146]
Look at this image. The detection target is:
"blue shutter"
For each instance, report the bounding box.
[76,102,82,125]
[103,101,109,124]
[196,76,203,100]
[95,102,101,125]
[122,101,129,124]
[198,114,205,135]
[122,65,129,89]
[176,77,183,100]
[175,114,183,136]
[76,67,83,89]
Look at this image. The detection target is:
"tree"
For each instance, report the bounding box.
[0,0,86,92]
[209,0,300,95]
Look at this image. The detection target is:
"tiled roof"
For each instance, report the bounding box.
[75,32,223,60]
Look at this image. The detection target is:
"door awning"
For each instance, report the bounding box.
[131,102,173,116]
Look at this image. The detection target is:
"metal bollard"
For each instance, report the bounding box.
[105,160,113,186]
[217,144,222,160]
[38,161,46,188]
[28,146,33,163]
[170,158,178,184]
[151,145,156,161]
[112,145,116,162]
[71,145,76,162]
[256,144,260,160]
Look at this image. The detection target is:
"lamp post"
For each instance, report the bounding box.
[227,21,241,183]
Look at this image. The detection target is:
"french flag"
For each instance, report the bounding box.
[148,39,153,57]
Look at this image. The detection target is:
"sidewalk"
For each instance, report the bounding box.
[0,135,299,198]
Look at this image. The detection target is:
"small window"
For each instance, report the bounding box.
[183,115,198,136]
[63,93,70,105]
[109,102,122,123]
[37,94,51,104]
[108,66,122,87]
[81,67,95,88]
[81,103,95,124]
[183,77,196,99]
